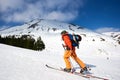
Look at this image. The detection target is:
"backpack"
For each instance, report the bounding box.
[68,34,82,48]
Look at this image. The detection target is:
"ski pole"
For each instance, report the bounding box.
[62,44,65,50]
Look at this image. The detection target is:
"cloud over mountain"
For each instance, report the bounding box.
[0,0,85,23]
[95,27,120,33]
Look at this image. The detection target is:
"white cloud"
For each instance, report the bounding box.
[0,0,85,23]
[4,4,42,22]
[0,0,24,12]
[45,11,78,22]
[95,27,120,33]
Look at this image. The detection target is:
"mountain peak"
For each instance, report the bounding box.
[0,19,88,35]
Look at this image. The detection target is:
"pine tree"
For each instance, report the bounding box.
[0,35,45,51]
[34,36,45,51]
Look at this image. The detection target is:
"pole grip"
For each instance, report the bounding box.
[62,44,65,50]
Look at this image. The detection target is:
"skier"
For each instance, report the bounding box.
[61,30,87,73]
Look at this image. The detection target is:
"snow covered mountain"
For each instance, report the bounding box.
[0,19,119,56]
[103,32,120,44]
[0,19,89,36]
[0,19,120,80]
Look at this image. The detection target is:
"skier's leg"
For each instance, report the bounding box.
[64,50,72,69]
[71,51,86,69]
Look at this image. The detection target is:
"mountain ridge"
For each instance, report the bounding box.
[0,19,92,35]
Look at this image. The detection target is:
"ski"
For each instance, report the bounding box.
[45,64,109,80]
[73,72,109,80]
[45,64,90,78]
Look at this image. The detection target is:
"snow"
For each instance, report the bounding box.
[0,19,120,80]
[0,42,120,80]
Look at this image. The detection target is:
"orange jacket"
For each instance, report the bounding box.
[62,33,74,50]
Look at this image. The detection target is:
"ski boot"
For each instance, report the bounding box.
[63,68,71,72]
[80,67,88,73]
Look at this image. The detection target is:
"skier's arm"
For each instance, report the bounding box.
[63,35,73,50]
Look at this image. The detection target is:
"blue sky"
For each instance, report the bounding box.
[0,0,120,32]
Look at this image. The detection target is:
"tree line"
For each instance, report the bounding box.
[0,35,45,51]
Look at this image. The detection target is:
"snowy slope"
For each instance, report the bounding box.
[103,32,120,44]
[0,43,120,80]
[0,19,120,80]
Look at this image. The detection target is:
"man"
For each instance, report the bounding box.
[61,30,87,73]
